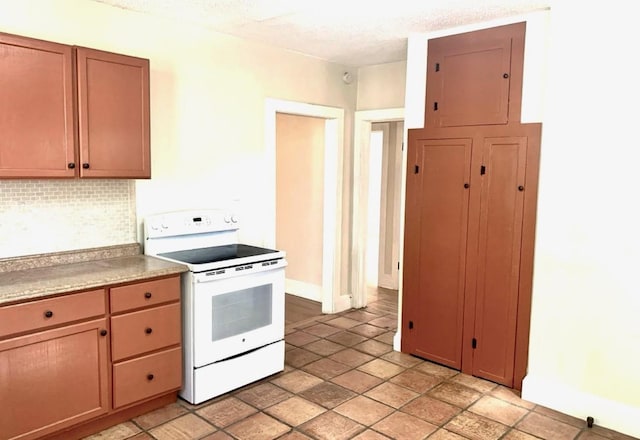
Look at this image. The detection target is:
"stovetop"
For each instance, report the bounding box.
[158,244,280,265]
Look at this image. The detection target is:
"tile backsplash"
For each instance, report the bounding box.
[0,179,136,258]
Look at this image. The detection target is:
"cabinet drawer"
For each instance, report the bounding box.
[112,347,182,409]
[0,289,105,339]
[111,302,181,361]
[110,276,180,313]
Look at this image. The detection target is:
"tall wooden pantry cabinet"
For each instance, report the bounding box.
[401,22,541,390]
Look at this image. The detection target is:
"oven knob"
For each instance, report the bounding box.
[231,215,238,223]
[224,215,231,223]
[161,223,168,229]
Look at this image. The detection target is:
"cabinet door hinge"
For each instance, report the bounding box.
[397,261,400,270]
[435,62,440,72]
[433,101,439,111]
[472,338,478,349]
[402,141,404,151]
[414,165,420,174]
[480,165,486,175]
[408,320,414,329]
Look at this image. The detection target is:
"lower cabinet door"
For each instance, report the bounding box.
[112,347,182,409]
[0,319,109,440]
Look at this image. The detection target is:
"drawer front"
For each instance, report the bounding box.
[0,289,105,339]
[112,347,182,409]
[110,302,181,361]
[110,276,180,313]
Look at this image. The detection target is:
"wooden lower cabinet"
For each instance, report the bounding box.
[402,125,540,389]
[0,319,109,440]
[0,274,183,440]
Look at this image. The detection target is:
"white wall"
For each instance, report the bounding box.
[356,61,407,110]
[404,7,640,437]
[0,0,357,264]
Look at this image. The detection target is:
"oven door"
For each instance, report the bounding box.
[191,266,285,368]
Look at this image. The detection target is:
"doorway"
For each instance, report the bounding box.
[264,98,349,314]
[352,108,405,310]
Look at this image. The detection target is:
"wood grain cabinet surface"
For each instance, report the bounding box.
[0,293,109,440]
[424,22,525,129]
[0,32,150,179]
[0,274,182,440]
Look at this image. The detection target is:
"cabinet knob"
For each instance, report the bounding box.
[144,292,152,299]
[145,327,153,334]
[68,163,76,169]
[44,310,53,318]
[464,183,470,189]
[518,185,525,191]
[147,374,154,381]
[100,329,108,336]
[503,73,509,79]
[82,163,90,169]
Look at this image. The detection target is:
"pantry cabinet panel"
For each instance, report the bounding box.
[0,32,75,178]
[0,319,109,440]
[470,137,527,385]
[425,22,525,128]
[402,137,472,369]
[76,47,150,178]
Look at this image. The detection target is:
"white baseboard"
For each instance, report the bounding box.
[285,279,322,302]
[522,374,640,438]
[393,330,402,352]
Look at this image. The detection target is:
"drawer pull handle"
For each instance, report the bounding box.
[144,292,152,299]
[147,374,154,381]
[145,327,153,334]
[100,329,108,336]
[44,310,53,318]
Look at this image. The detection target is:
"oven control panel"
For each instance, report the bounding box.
[144,209,239,240]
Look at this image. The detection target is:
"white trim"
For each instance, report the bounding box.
[352,108,404,306]
[522,374,640,438]
[285,279,322,302]
[265,98,346,314]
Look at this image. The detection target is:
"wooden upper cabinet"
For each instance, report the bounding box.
[0,32,150,179]
[425,22,526,129]
[0,32,76,178]
[76,48,150,178]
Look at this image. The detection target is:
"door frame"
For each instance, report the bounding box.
[264,98,349,314]
[352,108,404,309]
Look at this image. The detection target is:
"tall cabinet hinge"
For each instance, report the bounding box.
[472,338,478,349]
[480,165,486,175]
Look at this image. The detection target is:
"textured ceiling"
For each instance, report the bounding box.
[92,0,552,67]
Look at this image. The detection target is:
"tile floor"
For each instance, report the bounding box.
[85,289,637,440]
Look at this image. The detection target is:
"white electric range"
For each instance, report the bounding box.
[143,209,287,404]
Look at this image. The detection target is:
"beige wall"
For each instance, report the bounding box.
[275,113,325,289]
[0,0,357,273]
[356,61,407,110]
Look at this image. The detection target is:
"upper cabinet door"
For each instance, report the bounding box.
[76,48,150,178]
[0,33,76,178]
[425,22,525,129]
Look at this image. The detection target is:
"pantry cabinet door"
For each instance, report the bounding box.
[425,22,525,129]
[402,137,472,369]
[470,136,528,386]
[76,47,150,178]
[0,32,76,178]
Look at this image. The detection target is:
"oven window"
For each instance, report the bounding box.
[211,284,273,341]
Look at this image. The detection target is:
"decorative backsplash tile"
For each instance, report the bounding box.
[0,179,136,258]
